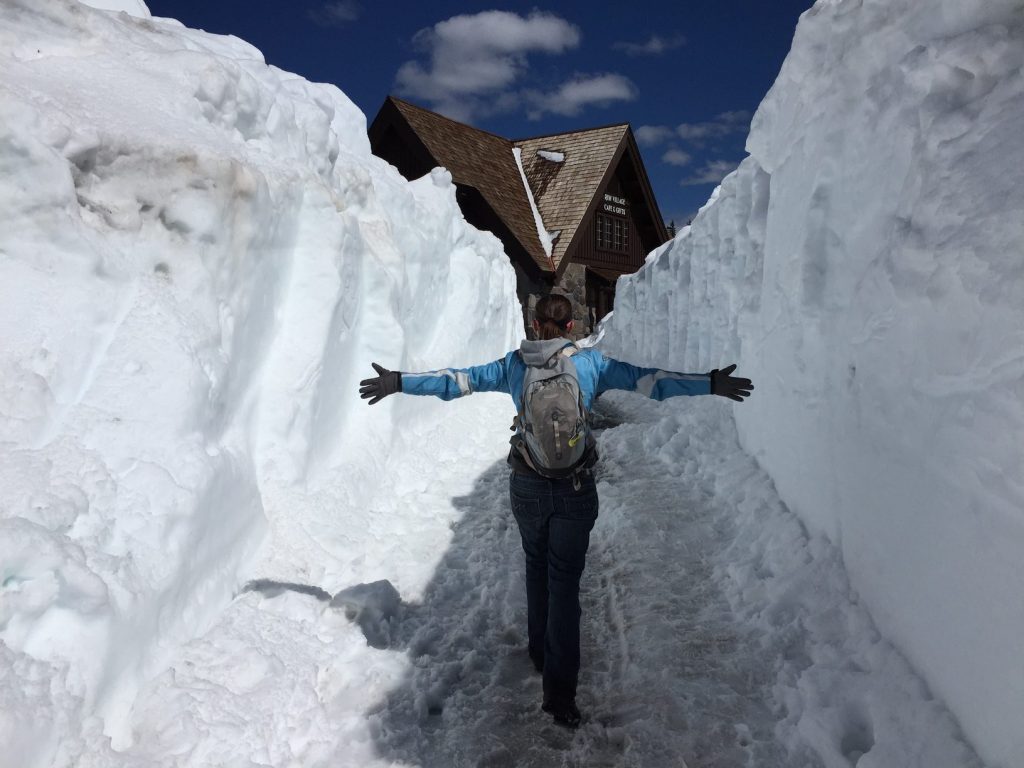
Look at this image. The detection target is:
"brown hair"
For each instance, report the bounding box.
[533,294,573,340]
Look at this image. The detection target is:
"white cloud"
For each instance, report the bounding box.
[662,148,692,167]
[636,111,753,148]
[680,159,739,186]
[676,110,752,144]
[716,109,751,124]
[613,34,685,56]
[307,1,360,27]
[395,11,580,118]
[676,122,723,141]
[635,125,674,146]
[525,74,637,119]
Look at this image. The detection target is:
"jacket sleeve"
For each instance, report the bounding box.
[595,354,711,400]
[400,356,511,401]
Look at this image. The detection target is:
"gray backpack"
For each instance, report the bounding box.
[514,345,592,477]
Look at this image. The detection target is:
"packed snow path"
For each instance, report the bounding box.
[112,392,984,768]
[365,393,982,768]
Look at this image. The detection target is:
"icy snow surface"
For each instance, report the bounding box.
[602,0,1024,765]
[0,0,1011,766]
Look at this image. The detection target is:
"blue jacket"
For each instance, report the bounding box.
[401,338,711,408]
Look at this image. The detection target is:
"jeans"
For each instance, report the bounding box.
[509,469,599,707]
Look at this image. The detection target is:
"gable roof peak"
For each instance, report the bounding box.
[512,122,630,146]
[515,125,633,271]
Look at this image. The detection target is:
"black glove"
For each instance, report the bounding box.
[359,362,402,405]
[709,364,753,402]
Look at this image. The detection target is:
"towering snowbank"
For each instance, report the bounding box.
[0,0,521,761]
[601,0,1024,764]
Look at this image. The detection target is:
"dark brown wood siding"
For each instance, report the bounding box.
[585,268,617,322]
[570,175,649,275]
[368,99,436,180]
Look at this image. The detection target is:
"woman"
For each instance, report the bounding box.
[359,294,753,727]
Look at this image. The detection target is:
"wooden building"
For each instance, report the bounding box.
[369,96,670,335]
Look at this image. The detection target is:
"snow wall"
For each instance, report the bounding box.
[0,0,521,760]
[600,0,1024,765]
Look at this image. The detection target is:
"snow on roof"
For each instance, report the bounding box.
[513,147,553,258]
[386,97,552,272]
[537,149,565,163]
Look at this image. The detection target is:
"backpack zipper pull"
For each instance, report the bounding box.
[568,424,582,448]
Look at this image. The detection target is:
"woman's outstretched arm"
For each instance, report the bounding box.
[359,356,512,404]
[595,354,753,402]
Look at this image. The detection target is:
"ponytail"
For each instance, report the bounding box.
[533,294,573,340]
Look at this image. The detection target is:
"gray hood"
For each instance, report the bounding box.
[519,338,574,366]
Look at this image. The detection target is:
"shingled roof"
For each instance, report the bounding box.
[514,124,630,272]
[387,97,553,272]
[372,97,667,285]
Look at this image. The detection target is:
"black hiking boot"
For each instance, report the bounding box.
[542,699,582,729]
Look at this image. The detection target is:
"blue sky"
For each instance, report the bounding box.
[147,0,814,227]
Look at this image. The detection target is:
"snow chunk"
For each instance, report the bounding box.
[536,149,565,163]
[330,580,403,649]
[79,0,151,17]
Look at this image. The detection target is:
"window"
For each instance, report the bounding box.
[596,214,611,249]
[596,213,628,252]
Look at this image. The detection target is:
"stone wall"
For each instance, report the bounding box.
[555,262,592,338]
[515,261,596,341]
